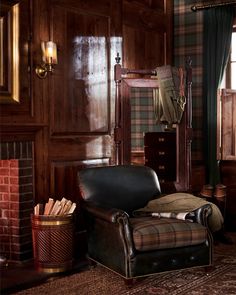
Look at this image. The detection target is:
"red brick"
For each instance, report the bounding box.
[10,202,19,211]
[0,168,10,176]
[1,160,10,168]
[0,201,10,210]
[11,227,20,236]
[0,184,10,193]
[0,235,10,243]
[9,210,19,219]
[10,194,20,202]
[0,153,34,262]
[10,160,19,168]
[0,218,10,226]
[1,209,10,218]
[10,243,21,252]
[11,236,20,244]
[10,169,19,177]
[0,176,9,185]
[4,177,9,184]
[0,228,6,236]
[1,193,10,201]
[9,218,20,227]
[10,185,19,193]
[10,177,19,185]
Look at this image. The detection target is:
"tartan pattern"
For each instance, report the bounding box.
[131,88,162,151]
[130,216,207,251]
[130,1,205,159]
[174,0,204,161]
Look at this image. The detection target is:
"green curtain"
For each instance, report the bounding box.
[203,6,234,186]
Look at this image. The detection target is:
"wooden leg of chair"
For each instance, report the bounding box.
[124,278,134,286]
[205,265,215,274]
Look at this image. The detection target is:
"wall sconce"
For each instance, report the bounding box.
[35,41,57,79]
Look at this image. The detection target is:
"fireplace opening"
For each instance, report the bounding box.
[0,142,34,262]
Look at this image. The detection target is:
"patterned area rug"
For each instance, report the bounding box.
[12,251,236,295]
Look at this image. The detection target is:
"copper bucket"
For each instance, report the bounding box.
[31,214,74,273]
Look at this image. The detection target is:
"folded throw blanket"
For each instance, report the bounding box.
[133,192,224,232]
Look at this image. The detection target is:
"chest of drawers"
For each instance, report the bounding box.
[144,132,176,186]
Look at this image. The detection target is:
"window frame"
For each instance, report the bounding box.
[225,22,236,89]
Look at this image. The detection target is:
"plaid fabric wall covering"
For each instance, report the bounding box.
[131,0,204,159]
[174,0,204,161]
[131,87,163,152]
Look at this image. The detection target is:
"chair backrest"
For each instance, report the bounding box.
[78,165,161,214]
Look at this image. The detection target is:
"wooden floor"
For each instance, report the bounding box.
[0,258,89,294]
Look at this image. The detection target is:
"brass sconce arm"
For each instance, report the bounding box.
[35,63,54,79]
[35,41,57,79]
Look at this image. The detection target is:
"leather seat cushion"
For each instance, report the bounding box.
[130,217,208,251]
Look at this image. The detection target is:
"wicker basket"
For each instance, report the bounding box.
[31,214,74,273]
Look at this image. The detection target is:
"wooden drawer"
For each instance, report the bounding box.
[144,147,176,163]
[144,132,176,147]
[145,162,176,180]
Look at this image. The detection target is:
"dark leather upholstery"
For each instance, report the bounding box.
[78,165,213,279]
[79,165,161,214]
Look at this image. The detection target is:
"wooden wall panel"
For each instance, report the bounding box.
[123,26,165,70]
[33,0,122,203]
[50,6,110,135]
[48,135,113,160]
[123,0,173,69]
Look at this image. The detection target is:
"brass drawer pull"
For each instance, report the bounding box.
[158,138,165,142]
[158,165,165,170]
[158,151,165,156]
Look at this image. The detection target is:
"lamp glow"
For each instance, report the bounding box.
[36,41,57,79]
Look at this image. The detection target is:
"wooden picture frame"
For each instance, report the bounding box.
[0,1,19,103]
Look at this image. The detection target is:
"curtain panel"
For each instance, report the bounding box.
[203,6,234,186]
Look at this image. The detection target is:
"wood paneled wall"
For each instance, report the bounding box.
[0,0,173,207]
[123,0,173,68]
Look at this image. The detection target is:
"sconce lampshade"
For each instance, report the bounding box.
[36,41,58,78]
[41,41,58,64]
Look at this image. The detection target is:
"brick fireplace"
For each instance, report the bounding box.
[0,141,34,262]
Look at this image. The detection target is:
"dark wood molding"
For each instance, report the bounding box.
[0,124,46,141]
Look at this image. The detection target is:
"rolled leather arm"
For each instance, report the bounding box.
[83,202,136,257]
[83,202,129,223]
[191,204,212,227]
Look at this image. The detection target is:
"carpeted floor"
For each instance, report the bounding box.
[9,233,236,295]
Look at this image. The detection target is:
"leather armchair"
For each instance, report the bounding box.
[78,165,213,280]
